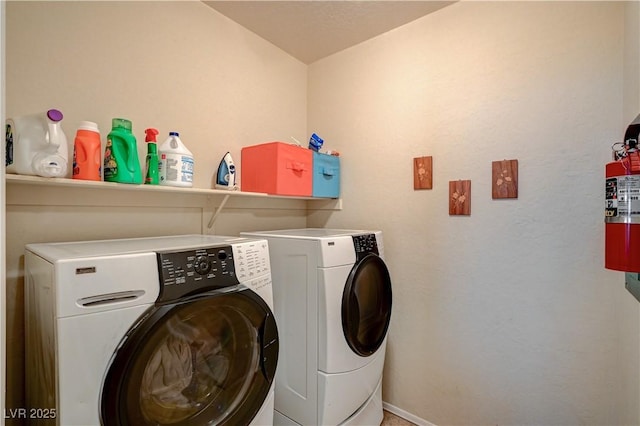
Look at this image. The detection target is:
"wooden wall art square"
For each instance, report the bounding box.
[413,156,433,190]
[449,180,471,215]
[492,159,518,199]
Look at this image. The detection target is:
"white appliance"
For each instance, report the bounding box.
[241,229,392,426]
[25,235,279,426]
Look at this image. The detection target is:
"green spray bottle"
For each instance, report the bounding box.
[144,128,159,185]
[103,118,143,184]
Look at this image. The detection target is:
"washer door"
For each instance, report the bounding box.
[341,254,392,357]
[101,288,278,426]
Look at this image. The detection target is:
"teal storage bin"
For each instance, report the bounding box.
[312,152,340,198]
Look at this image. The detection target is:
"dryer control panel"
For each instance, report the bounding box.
[352,234,379,261]
[156,245,238,303]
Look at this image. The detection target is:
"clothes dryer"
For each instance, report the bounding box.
[24,235,278,426]
[241,229,392,426]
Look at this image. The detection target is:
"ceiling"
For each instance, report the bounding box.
[203,1,456,64]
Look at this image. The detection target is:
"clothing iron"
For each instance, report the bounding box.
[215,152,237,190]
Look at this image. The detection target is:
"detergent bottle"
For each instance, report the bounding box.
[158,131,194,187]
[103,118,143,184]
[72,121,102,181]
[5,109,69,177]
[144,128,159,185]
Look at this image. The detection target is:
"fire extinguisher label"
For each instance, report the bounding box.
[606,175,640,223]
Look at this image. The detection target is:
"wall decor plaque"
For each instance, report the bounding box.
[492,159,518,199]
[413,156,433,190]
[449,180,471,215]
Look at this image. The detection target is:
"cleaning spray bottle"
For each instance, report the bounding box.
[103,118,143,184]
[158,131,194,187]
[144,128,159,185]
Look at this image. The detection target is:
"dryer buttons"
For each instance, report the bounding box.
[353,234,379,255]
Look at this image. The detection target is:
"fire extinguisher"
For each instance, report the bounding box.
[605,114,640,271]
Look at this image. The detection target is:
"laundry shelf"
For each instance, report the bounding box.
[5,174,342,209]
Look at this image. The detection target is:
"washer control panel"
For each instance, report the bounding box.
[352,234,379,261]
[156,245,238,303]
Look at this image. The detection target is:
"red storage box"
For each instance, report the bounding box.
[241,142,313,196]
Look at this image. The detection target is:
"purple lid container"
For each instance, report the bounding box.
[47,109,63,122]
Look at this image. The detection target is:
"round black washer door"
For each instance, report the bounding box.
[101,288,278,426]
[341,254,392,357]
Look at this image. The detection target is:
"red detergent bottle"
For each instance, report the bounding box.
[72,121,102,181]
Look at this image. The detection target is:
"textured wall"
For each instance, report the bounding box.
[620,2,640,424]
[308,2,634,424]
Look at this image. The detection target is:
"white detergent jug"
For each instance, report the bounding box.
[6,109,69,178]
[158,131,194,187]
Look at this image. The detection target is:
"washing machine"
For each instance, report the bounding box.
[241,229,392,426]
[24,235,279,426]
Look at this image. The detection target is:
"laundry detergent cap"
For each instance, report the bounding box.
[46,109,63,122]
[111,118,132,132]
[78,121,99,132]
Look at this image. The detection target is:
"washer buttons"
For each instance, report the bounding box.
[194,255,211,275]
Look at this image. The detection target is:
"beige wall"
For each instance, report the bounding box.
[624,1,640,122]
[4,0,309,419]
[308,1,636,425]
[622,2,640,423]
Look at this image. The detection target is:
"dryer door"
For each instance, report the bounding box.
[342,254,392,357]
[101,288,278,426]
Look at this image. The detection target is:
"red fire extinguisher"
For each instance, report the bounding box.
[605,116,640,271]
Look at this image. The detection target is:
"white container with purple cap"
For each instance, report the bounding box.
[5,108,69,178]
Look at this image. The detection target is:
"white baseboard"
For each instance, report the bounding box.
[382,401,437,426]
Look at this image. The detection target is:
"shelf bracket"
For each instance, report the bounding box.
[207,194,231,230]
